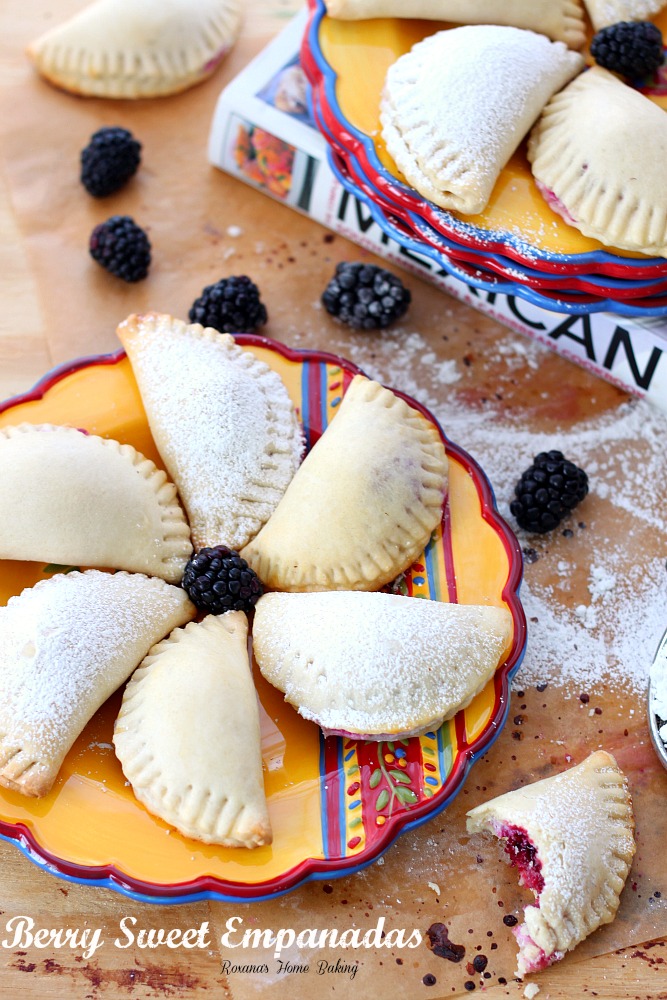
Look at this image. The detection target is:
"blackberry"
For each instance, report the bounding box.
[322,262,411,330]
[80,126,142,198]
[590,21,664,79]
[182,545,263,615]
[89,215,151,282]
[189,276,267,333]
[510,451,588,534]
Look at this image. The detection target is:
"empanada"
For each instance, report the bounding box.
[584,0,667,30]
[380,26,584,215]
[241,375,447,592]
[27,0,242,99]
[0,570,195,798]
[0,424,192,583]
[528,67,667,257]
[114,613,272,847]
[252,591,512,738]
[117,313,304,553]
[467,751,636,977]
[327,0,586,48]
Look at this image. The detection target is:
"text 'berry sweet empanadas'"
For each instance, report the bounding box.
[380,25,584,216]
[0,424,192,583]
[241,375,448,592]
[466,751,636,977]
[114,613,272,848]
[0,570,195,798]
[584,0,667,29]
[528,67,667,257]
[252,591,513,738]
[117,312,304,553]
[326,0,586,48]
[26,0,242,99]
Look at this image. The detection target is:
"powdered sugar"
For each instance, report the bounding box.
[337,325,667,696]
[0,571,193,767]
[119,314,304,552]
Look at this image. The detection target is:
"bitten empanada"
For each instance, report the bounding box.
[327,0,586,48]
[27,0,242,99]
[0,571,195,798]
[467,751,636,977]
[528,67,667,257]
[583,0,667,30]
[253,591,512,738]
[117,313,304,553]
[380,26,584,215]
[241,375,448,592]
[0,424,192,583]
[114,613,272,847]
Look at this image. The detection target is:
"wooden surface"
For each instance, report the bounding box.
[1,3,666,999]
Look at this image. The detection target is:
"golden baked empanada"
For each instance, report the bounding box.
[27,0,242,98]
[114,613,272,847]
[0,570,195,798]
[327,0,586,48]
[380,26,584,215]
[467,751,636,977]
[117,312,303,553]
[528,67,667,257]
[0,424,192,583]
[241,375,448,592]
[253,591,512,738]
[584,0,667,30]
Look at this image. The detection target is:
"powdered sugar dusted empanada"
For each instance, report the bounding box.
[466,751,635,977]
[528,68,667,257]
[327,0,586,48]
[117,313,303,553]
[0,424,192,583]
[241,375,447,592]
[114,613,271,847]
[584,0,667,29]
[0,570,195,798]
[27,0,242,98]
[253,591,512,738]
[380,26,584,215]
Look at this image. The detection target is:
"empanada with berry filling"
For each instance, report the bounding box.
[0,424,192,583]
[380,26,584,215]
[252,591,512,738]
[466,751,636,977]
[584,0,667,29]
[27,0,242,98]
[327,0,586,48]
[0,570,195,798]
[117,313,304,553]
[114,613,272,847]
[528,68,667,257]
[240,375,448,592]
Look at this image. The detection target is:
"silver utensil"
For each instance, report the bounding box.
[648,628,667,771]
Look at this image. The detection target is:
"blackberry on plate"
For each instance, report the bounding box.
[510,451,588,534]
[182,545,263,615]
[322,262,411,330]
[590,20,664,79]
[80,126,142,198]
[189,276,267,333]
[89,215,151,282]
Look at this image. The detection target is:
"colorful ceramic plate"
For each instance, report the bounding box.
[320,102,667,304]
[303,0,667,279]
[324,140,667,316]
[0,339,526,903]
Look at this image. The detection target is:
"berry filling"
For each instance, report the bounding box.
[534,180,578,227]
[514,922,563,975]
[496,823,545,895]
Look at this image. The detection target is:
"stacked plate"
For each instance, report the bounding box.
[301,0,667,317]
